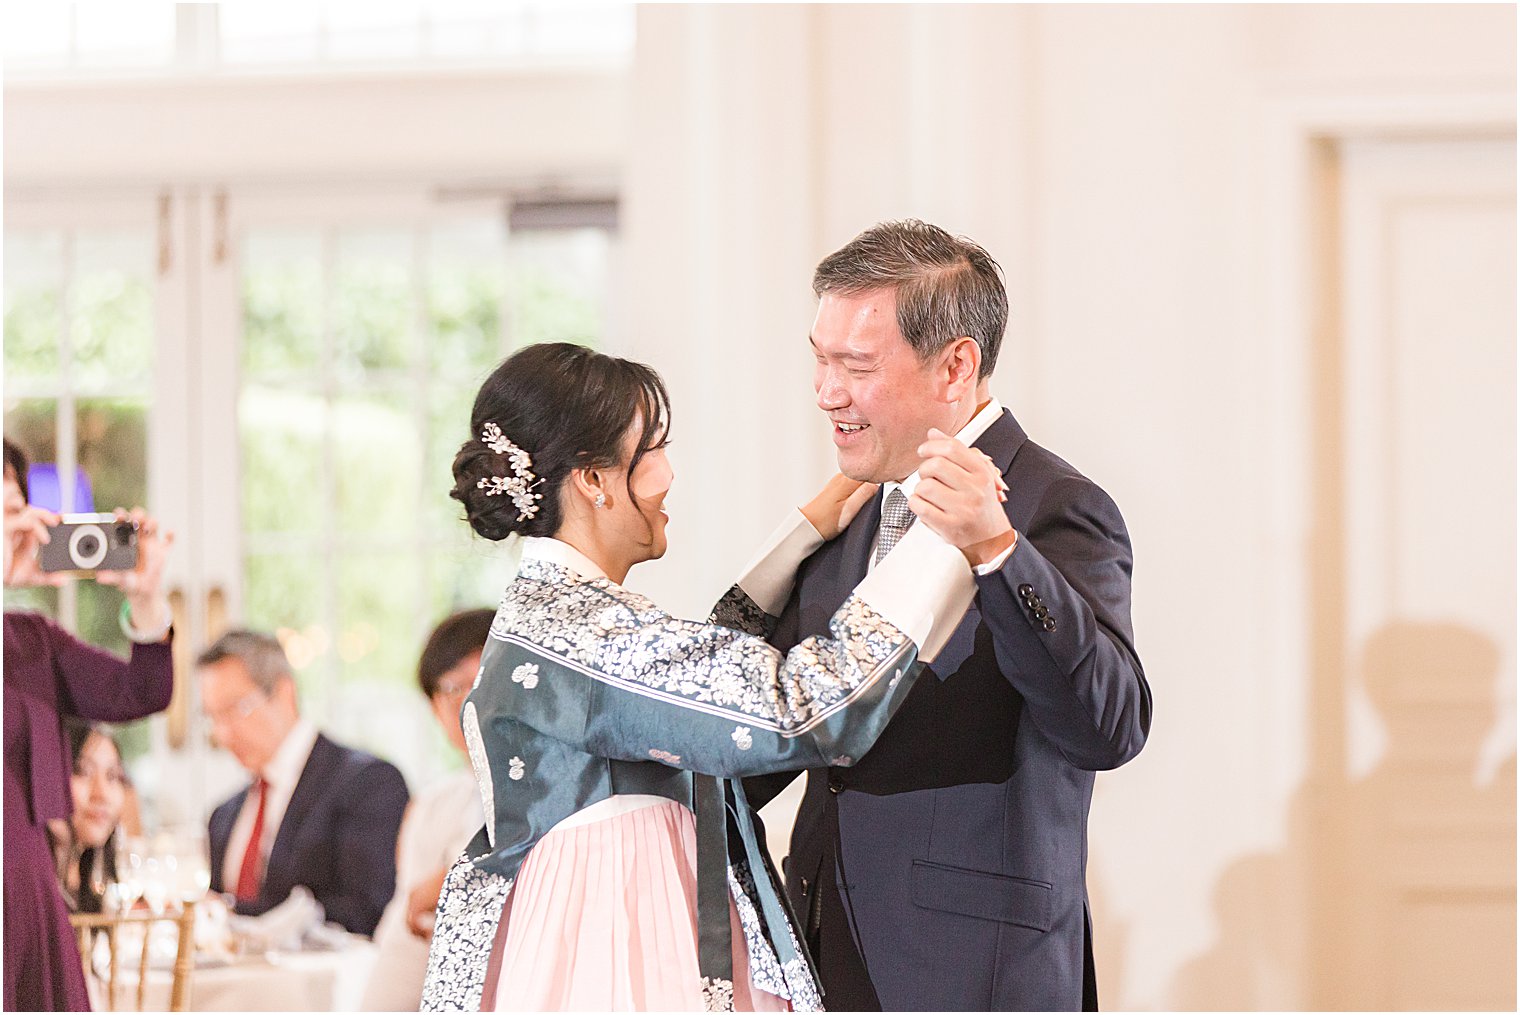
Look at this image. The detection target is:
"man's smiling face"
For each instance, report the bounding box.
[810,287,952,483]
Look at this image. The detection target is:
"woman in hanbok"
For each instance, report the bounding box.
[422,343,987,1012]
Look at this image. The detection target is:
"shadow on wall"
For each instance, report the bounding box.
[1169,621,1516,1011]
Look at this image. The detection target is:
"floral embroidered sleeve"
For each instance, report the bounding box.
[485,519,975,779]
[707,508,825,639]
[575,589,918,775]
[707,586,775,639]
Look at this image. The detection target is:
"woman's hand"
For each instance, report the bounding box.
[96,508,175,634]
[801,474,880,541]
[405,866,451,939]
[3,499,64,589]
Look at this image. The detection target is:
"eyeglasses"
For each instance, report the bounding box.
[433,676,472,701]
[204,689,271,727]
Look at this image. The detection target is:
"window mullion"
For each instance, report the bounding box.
[57,229,79,630]
[413,222,432,656]
[319,224,339,721]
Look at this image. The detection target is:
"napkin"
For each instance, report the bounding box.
[228,887,325,952]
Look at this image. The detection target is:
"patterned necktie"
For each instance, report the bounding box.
[874,487,916,565]
[235,777,268,902]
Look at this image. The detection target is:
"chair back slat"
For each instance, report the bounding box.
[67,903,197,1012]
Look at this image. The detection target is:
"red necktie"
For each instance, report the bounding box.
[235,777,268,902]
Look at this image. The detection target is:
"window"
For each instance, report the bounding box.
[2,192,618,802]
[235,208,616,782]
[3,221,158,759]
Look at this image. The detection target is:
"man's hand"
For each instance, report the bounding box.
[405,866,450,939]
[801,474,880,541]
[909,428,1017,568]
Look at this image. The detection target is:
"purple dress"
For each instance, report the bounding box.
[3,612,173,1012]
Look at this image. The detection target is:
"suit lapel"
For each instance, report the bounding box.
[265,733,333,886]
[208,793,245,893]
[973,408,1028,478]
[841,487,881,583]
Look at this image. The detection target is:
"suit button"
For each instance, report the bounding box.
[800,877,810,897]
[1034,605,1049,621]
[1043,617,1058,633]
[1017,583,1033,598]
[828,773,844,794]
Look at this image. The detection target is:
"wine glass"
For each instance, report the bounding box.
[102,881,125,916]
[142,854,168,917]
[115,838,146,913]
[168,828,212,902]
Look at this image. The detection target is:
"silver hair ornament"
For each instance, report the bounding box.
[477,422,544,521]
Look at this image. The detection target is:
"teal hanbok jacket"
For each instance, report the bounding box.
[422,513,974,1011]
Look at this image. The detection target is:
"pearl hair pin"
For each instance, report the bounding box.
[477,422,544,522]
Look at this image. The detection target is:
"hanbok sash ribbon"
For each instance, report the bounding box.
[694,773,735,1008]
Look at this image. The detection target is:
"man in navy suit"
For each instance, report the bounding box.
[748,221,1151,1010]
[199,630,408,937]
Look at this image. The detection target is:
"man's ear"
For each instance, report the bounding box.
[273,675,300,714]
[943,337,982,402]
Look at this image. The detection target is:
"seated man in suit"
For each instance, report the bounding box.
[198,629,408,937]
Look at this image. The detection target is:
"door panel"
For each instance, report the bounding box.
[1324,135,1516,1011]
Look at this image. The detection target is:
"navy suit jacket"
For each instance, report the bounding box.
[748,409,1151,1011]
[208,733,409,937]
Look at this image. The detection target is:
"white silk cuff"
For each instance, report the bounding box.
[856,522,975,663]
[736,509,826,615]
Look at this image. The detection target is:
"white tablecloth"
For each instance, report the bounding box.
[133,941,378,1012]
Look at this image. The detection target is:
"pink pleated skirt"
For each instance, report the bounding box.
[489,797,790,1012]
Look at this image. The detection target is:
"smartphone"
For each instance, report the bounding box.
[38,514,139,572]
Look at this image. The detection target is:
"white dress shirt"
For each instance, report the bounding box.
[360,767,483,1011]
[223,718,319,892]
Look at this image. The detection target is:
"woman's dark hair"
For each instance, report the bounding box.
[4,437,29,501]
[50,719,123,914]
[417,608,496,698]
[451,342,672,541]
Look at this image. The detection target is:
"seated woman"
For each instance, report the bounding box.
[49,719,129,914]
[362,609,493,1011]
[422,343,987,1012]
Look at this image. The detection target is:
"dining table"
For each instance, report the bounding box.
[122,937,378,1012]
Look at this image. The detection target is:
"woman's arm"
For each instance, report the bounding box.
[479,520,975,779]
[48,618,174,722]
[709,475,877,638]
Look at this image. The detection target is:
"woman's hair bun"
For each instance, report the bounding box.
[451,439,528,541]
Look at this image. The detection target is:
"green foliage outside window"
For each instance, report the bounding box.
[237,223,608,782]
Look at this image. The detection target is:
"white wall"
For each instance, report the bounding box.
[3,66,627,188]
[618,5,1515,1009]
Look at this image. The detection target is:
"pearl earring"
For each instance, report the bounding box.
[594,493,607,509]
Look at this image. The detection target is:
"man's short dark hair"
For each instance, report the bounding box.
[813,219,1008,378]
[196,629,294,695]
[418,608,496,698]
